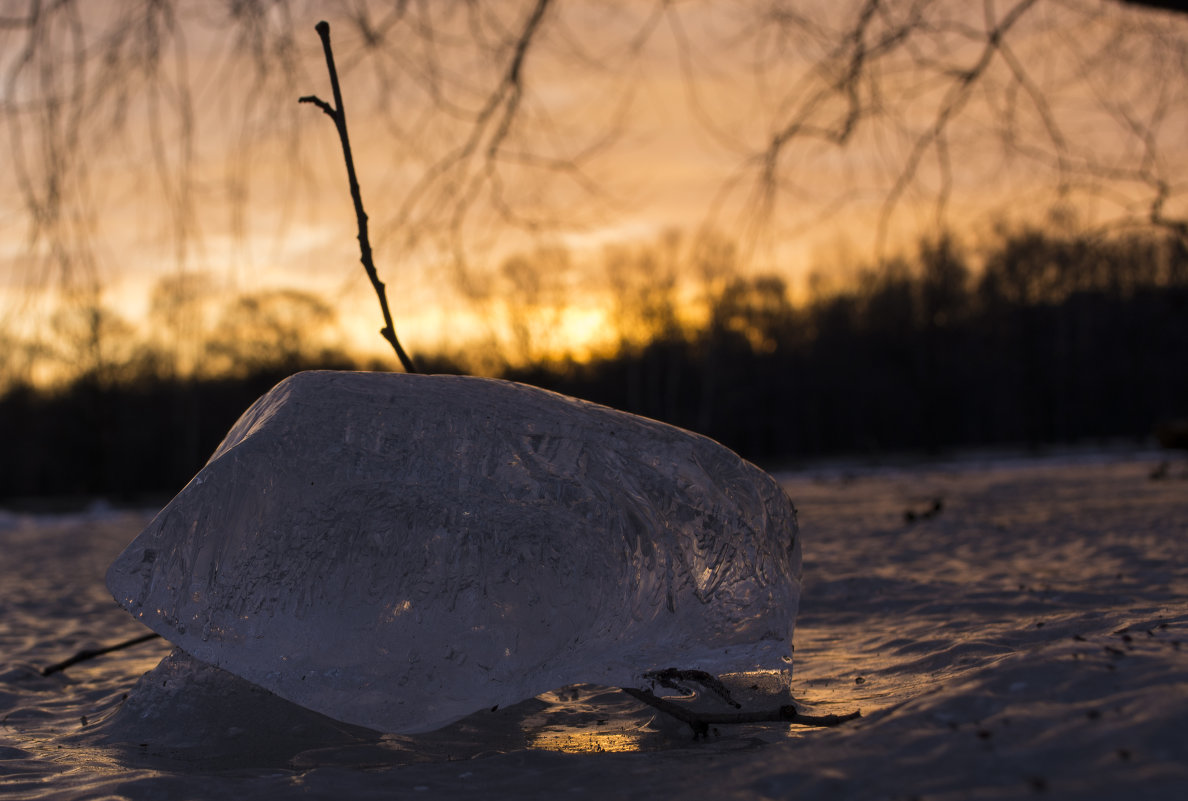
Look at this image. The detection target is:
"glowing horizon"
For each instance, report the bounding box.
[2,1,1186,384]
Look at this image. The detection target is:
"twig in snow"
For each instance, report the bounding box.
[621,686,861,738]
[41,632,162,676]
[300,20,417,374]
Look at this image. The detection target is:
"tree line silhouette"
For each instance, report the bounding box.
[521,228,1187,464]
[2,225,1185,504]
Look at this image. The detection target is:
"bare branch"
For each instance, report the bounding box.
[621,687,862,737]
[874,0,1042,253]
[301,20,417,373]
[298,93,335,117]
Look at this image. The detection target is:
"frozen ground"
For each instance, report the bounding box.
[2,452,1186,800]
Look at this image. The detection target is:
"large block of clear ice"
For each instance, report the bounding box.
[106,371,801,733]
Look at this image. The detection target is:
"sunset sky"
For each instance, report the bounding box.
[2,0,1186,375]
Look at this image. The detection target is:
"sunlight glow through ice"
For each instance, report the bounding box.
[105,371,801,733]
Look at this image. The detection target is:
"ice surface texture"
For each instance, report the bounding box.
[106,371,801,733]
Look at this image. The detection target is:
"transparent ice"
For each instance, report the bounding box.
[106,371,802,733]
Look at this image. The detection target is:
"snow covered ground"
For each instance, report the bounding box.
[2,451,1186,800]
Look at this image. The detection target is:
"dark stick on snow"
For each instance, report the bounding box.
[299,20,417,374]
[41,632,162,676]
[620,687,861,738]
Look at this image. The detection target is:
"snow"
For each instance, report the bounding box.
[3,418,1186,799]
[104,371,802,733]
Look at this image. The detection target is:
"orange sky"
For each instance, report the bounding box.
[1,0,1186,373]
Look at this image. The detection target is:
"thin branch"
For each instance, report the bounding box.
[383,0,553,238]
[874,0,1041,254]
[621,687,862,738]
[301,94,334,117]
[300,20,417,374]
[41,632,162,676]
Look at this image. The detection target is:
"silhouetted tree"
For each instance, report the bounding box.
[47,299,140,388]
[204,288,351,377]
[149,271,216,380]
[496,245,574,367]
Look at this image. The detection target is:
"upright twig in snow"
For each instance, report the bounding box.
[300,20,417,374]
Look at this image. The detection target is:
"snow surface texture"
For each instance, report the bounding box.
[105,371,801,733]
